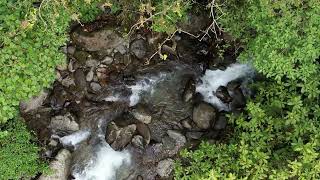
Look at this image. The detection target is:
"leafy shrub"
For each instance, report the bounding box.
[0,0,102,178]
[107,0,191,34]
[0,118,48,179]
[0,0,102,124]
[175,0,320,179]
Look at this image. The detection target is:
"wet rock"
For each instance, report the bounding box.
[156,158,174,178]
[50,84,70,110]
[192,102,217,129]
[85,59,99,68]
[39,149,71,180]
[215,86,232,103]
[131,104,152,124]
[74,69,87,93]
[22,108,52,142]
[131,135,144,149]
[186,131,203,140]
[90,82,102,92]
[86,69,94,82]
[136,175,143,180]
[130,39,147,59]
[72,28,127,52]
[111,124,137,150]
[214,114,227,130]
[136,123,151,145]
[61,76,75,88]
[57,63,68,71]
[20,90,48,113]
[181,118,193,129]
[227,80,241,91]
[115,43,128,55]
[68,60,75,72]
[96,64,108,81]
[123,55,132,66]
[67,46,76,55]
[177,9,211,34]
[106,122,119,144]
[48,139,58,147]
[230,87,246,111]
[149,121,172,143]
[73,50,91,65]
[167,130,186,146]
[50,113,79,134]
[182,78,195,102]
[102,56,113,65]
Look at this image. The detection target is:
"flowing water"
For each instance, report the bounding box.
[56,61,254,180]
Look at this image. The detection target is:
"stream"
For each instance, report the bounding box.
[21,19,254,180]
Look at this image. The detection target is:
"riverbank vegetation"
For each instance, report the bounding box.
[0,0,319,179]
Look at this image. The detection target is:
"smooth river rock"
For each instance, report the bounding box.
[192,102,217,129]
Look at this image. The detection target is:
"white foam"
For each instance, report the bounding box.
[59,130,90,149]
[196,63,254,110]
[127,73,167,106]
[104,94,121,102]
[73,141,131,180]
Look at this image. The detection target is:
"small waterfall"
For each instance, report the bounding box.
[196,63,254,110]
[72,140,131,180]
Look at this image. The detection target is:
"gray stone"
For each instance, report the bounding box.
[156,158,174,178]
[90,82,102,92]
[131,105,152,124]
[215,86,232,103]
[111,124,137,150]
[50,113,79,134]
[192,102,217,129]
[181,119,193,129]
[182,78,195,102]
[86,69,94,82]
[132,135,144,149]
[39,149,71,180]
[167,130,186,146]
[56,63,68,71]
[72,28,128,52]
[130,39,147,59]
[48,139,58,147]
[102,56,113,65]
[61,76,75,87]
[67,46,76,55]
[106,122,120,144]
[85,59,99,68]
[136,123,151,145]
[186,131,203,140]
[214,114,227,130]
[20,91,48,113]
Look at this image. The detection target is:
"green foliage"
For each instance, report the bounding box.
[150,0,191,33]
[108,0,191,34]
[218,0,320,98]
[0,1,101,179]
[0,0,102,124]
[0,118,48,179]
[175,0,320,179]
[176,84,320,179]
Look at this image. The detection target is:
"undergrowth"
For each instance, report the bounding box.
[175,0,320,179]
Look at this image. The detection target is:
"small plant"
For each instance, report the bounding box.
[0,118,48,179]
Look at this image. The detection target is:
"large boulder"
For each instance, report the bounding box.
[39,149,72,180]
[71,28,128,52]
[156,158,175,178]
[192,102,217,129]
[20,90,48,113]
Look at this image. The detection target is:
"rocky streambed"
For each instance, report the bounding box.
[21,16,254,180]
